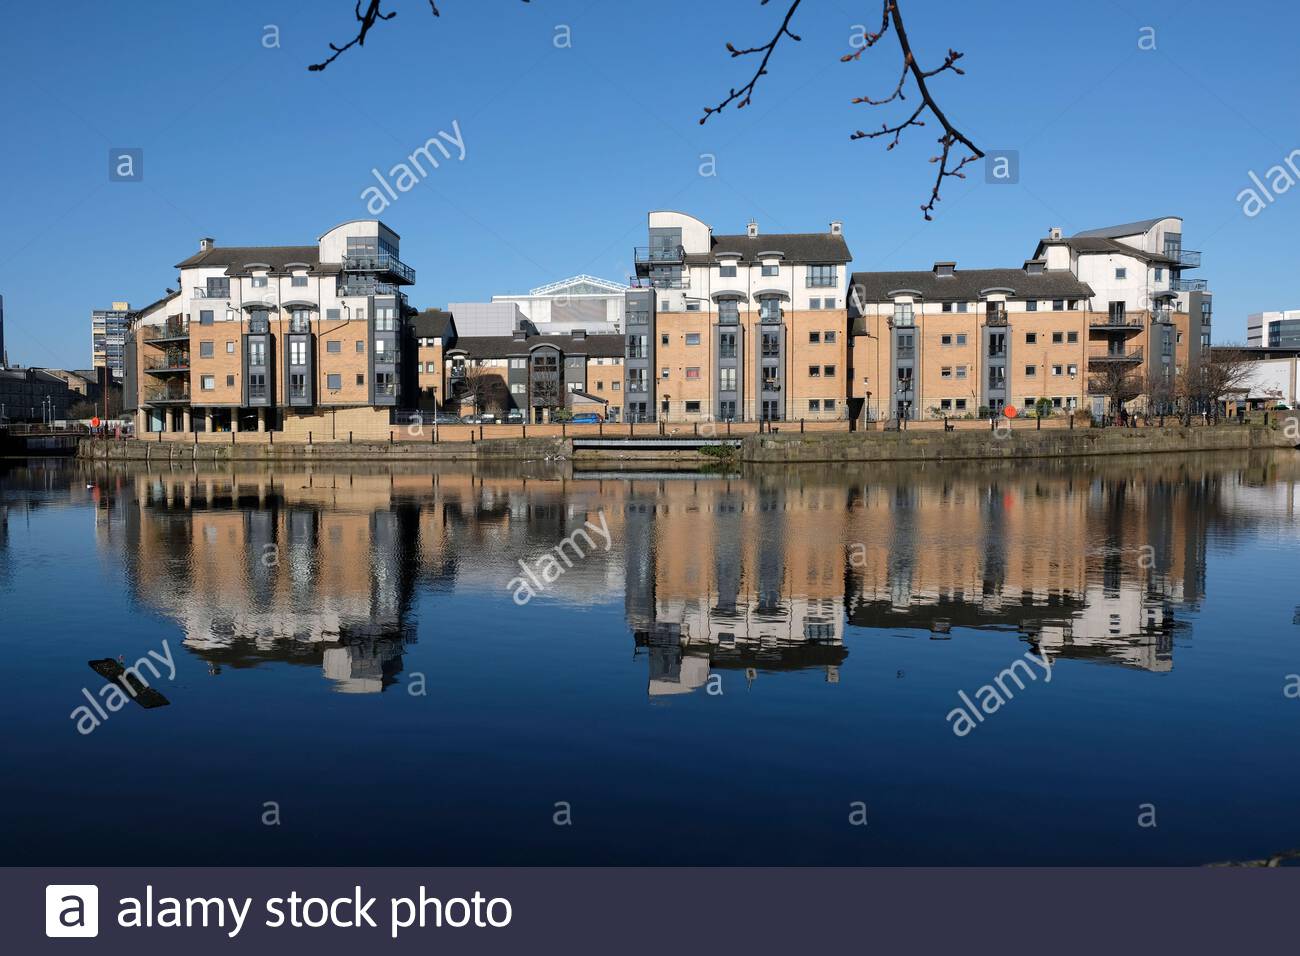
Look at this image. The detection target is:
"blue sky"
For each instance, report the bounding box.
[1,0,1296,369]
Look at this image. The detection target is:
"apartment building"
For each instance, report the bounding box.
[848,217,1208,420]
[92,302,131,381]
[491,275,629,333]
[626,212,852,423]
[126,220,416,438]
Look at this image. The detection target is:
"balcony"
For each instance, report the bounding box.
[1166,249,1201,269]
[1090,313,1145,331]
[141,319,189,346]
[1170,278,1208,292]
[342,253,415,285]
[143,352,190,376]
[192,286,230,299]
[806,276,838,288]
[338,278,403,297]
[143,382,191,404]
[985,311,1008,327]
[1089,346,1144,364]
[897,346,916,360]
[634,245,685,266]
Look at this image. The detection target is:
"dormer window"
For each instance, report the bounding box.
[934,262,956,278]
[1024,260,1045,276]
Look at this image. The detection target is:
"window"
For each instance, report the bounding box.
[291,274,308,287]
[206,278,230,298]
[251,276,267,288]
[1052,299,1064,311]
[356,340,365,353]
[326,340,341,353]
[808,399,821,412]
[686,301,701,312]
[199,341,214,358]
[1026,332,1037,344]
[824,331,837,343]
[326,309,341,320]
[1109,301,1126,322]
[718,299,739,325]
[809,299,821,310]
[612,381,620,391]
[290,340,306,365]
[685,333,701,346]
[719,367,736,390]
[595,381,604,392]
[761,263,779,277]
[510,383,525,395]
[1026,300,1038,312]
[760,297,782,322]
[956,366,968,379]
[226,375,235,387]
[356,374,365,386]
[200,310,213,326]
[1052,331,1063,343]
[720,332,737,358]
[685,401,701,413]
[661,367,669,379]
[719,400,736,420]
[942,302,952,313]
[957,301,969,313]
[807,264,836,287]
[685,367,700,380]
[200,375,215,391]
[940,399,952,410]
[1155,267,1164,281]
[327,374,342,390]
[248,341,265,366]
[822,299,836,309]
[719,264,737,278]
[823,365,836,377]
[1025,365,1037,377]
[825,399,836,411]
[809,365,821,377]
[941,366,952,378]
[226,341,235,353]
[941,334,952,346]
[1115,268,1127,280]
[809,331,821,343]
[762,365,780,388]
[893,303,914,326]
[1052,364,1063,376]
[956,334,967,346]
[374,338,386,356]
[1067,364,1078,375]
[374,306,396,330]
[510,358,527,369]
[661,333,669,346]
[1067,331,1078,343]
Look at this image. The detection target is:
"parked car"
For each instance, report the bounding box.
[570,413,603,424]
[505,409,525,424]
[461,413,499,425]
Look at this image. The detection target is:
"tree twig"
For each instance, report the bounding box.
[700,0,803,123]
[846,1,983,219]
[310,0,530,72]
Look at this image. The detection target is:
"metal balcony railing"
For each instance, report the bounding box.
[143,383,191,404]
[985,312,1008,327]
[1090,312,1145,329]
[1089,346,1144,363]
[342,253,415,285]
[338,279,403,297]
[634,245,685,265]
[192,286,230,299]
[1170,278,1208,292]
[1166,249,1201,268]
[805,276,837,288]
[141,319,189,344]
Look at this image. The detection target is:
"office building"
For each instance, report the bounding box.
[92,302,131,381]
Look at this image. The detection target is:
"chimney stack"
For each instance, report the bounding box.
[1048,227,1062,241]
[830,221,843,236]
[200,237,214,252]
[747,220,759,238]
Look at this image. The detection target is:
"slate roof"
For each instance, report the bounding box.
[1038,235,1177,265]
[448,331,624,359]
[684,232,852,266]
[175,245,323,275]
[411,309,455,339]
[848,268,1093,304]
[1073,218,1171,239]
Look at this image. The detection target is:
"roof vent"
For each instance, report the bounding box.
[747,220,759,238]
[572,328,587,340]
[933,261,956,278]
[1024,259,1045,275]
[512,327,528,341]
[199,237,214,252]
[830,220,843,236]
[1048,226,1062,241]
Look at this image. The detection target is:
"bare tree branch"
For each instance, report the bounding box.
[845,1,983,219]
[699,0,803,123]
[310,0,530,72]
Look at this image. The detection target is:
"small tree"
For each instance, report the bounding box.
[1088,362,1143,419]
[1176,347,1255,424]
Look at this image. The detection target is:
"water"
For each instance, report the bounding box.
[1,452,1298,865]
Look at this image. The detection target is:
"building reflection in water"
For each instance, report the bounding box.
[78,451,1299,695]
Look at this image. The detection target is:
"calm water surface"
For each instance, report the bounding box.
[1,452,1298,865]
